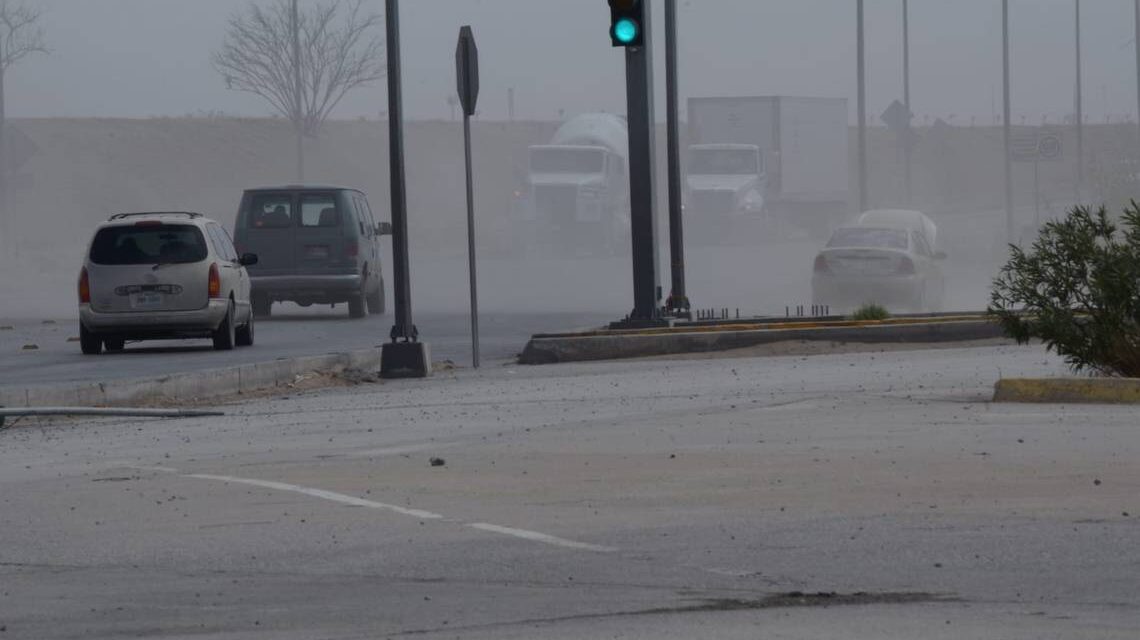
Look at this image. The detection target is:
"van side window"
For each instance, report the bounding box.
[352,195,371,237]
[300,195,339,228]
[247,194,294,229]
[216,225,239,261]
[357,195,378,231]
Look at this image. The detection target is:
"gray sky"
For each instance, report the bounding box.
[12,0,1140,124]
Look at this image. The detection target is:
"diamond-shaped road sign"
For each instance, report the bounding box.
[880,99,913,133]
[455,26,479,118]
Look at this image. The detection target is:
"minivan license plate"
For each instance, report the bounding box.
[306,245,329,258]
[132,292,164,309]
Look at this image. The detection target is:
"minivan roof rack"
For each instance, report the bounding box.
[109,211,202,221]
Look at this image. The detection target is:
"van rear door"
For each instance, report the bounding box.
[238,191,296,276]
[295,192,353,274]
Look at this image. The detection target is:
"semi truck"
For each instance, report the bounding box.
[518,113,630,256]
[686,96,849,238]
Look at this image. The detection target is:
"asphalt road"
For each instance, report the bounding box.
[0,309,612,387]
[2,343,1138,638]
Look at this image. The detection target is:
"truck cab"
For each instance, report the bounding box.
[685,143,767,217]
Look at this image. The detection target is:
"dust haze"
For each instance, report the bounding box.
[1,0,1137,322]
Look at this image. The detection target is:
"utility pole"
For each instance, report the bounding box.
[380,0,430,378]
[292,0,304,182]
[902,0,913,207]
[664,0,688,316]
[1136,0,1140,144]
[1003,0,1014,246]
[857,0,869,213]
[1075,0,1083,205]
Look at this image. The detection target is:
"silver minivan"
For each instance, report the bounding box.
[78,212,258,354]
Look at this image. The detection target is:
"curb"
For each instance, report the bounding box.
[520,319,1002,365]
[0,348,383,408]
[994,377,1140,404]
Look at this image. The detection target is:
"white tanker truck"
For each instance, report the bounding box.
[518,113,630,256]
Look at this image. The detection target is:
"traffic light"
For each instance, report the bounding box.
[609,0,645,47]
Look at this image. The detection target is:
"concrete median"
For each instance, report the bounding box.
[0,348,384,409]
[520,316,1003,364]
[994,377,1140,404]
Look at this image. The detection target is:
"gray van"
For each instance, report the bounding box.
[233,185,390,318]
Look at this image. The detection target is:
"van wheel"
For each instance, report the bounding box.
[213,301,236,350]
[236,309,255,347]
[79,324,102,355]
[348,294,366,319]
[252,294,272,318]
[367,280,385,315]
[104,337,126,352]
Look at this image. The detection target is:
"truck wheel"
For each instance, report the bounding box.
[79,324,102,355]
[367,280,385,315]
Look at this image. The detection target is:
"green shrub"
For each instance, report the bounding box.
[851,304,890,322]
[989,204,1140,377]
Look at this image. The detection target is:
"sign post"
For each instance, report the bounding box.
[456,25,481,368]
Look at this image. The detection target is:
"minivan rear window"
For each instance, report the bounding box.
[300,194,340,228]
[90,224,209,265]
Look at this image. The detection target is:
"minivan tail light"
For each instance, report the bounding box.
[813,255,831,274]
[345,240,359,258]
[896,257,916,275]
[208,262,221,298]
[78,267,91,304]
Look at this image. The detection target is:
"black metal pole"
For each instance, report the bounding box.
[857,0,869,213]
[625,4,661,322]
[664,0,687,315]
[1003,0,1014,245]
[903,0,912,207]
[1075,0,1083,204]
[386,0,415,342]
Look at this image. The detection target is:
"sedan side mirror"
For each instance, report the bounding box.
[376,222,393,236]
[933,251,948,261]
[239,253,259,266]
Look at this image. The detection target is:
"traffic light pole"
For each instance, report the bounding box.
[664,0,689,317]
[624,3,661,323]
[380,0,430,378]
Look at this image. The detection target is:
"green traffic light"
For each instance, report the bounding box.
[613,17,639,45]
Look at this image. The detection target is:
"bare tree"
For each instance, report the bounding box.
[213,0,384,179]
[0,0,47,258]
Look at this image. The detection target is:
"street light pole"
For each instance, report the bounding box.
[1075,0,1083,205]
[857,0,868,213]
[903,0,912,207]
[1135,0,1140,144]
[664,0,688,316]
[380,0,430,378]
[1003,0,1014,245]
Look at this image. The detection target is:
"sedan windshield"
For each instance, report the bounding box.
[89,224,209,265]
[827,227,909,250]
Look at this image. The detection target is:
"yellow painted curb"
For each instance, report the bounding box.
[994,378,1140,404]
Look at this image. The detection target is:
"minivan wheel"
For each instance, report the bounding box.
[213,301,236,351]
[348,294,367,319]
[79,324,102,355]
[252,294,272,318]
[367,280,385,315]
[235,308,255,347]
[104,337,126,352]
